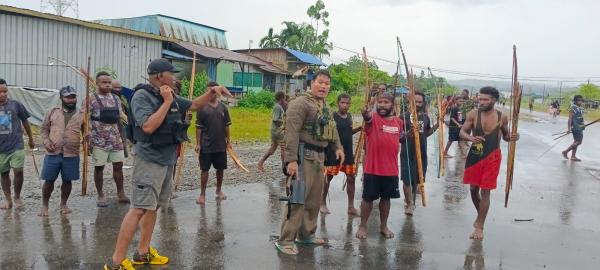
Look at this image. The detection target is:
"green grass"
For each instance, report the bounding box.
[188,107,272,143]
[521,101,600,121]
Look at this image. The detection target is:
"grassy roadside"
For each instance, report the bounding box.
[187,107,272,143]
[521,101,600,121]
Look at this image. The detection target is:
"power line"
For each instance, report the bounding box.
[331,44,600,83]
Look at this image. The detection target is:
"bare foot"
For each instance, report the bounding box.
[38,206,49,217]
[196,195,206,205]
[257,162,265,173]
[60,205,72,215]
[380,226,395,239]
[347,207,360,217]
[355,225,368,239]
[117,194,130,204]
[0,201,12,210]
[13,198,23,209]
[96,197,109,207]
[320,205,331,215]
[571,157,581,162]
[562,151,569,160]
[404,204,414,216]
[216,191,227,201]
[469,227,484,240]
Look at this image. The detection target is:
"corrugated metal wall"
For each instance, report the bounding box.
[0,13,162,93]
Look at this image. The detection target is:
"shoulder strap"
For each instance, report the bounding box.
[93,93,104,109]
[496,110,502,124]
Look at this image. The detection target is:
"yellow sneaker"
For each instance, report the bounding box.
[132,247,169,265]
[103,258,135,270]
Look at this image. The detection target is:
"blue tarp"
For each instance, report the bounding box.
[162,49,194,61]
[395,87,409,94]
[284,48,325,66]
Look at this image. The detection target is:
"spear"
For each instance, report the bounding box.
[399,39,426,207]
[505,45,521,208]
[82,56,91,196]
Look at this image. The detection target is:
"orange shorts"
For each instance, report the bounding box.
[325,164,357,176]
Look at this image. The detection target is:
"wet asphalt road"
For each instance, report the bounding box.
[1,110,599,270]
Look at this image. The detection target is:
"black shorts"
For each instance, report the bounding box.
[362,174,401,201]
[199,151,228,171]
[400,159,427,187]
[572,130,583,143]
[448,130,460,142]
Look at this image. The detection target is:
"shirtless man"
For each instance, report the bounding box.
[460,87,519,240]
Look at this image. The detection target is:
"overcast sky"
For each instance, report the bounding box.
[2,0,599,85]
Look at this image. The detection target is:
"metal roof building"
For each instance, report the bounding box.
[95,14,228,49]
[0,5,168,92]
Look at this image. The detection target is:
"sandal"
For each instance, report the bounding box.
[295,237,328,245]
[274,242,298,255]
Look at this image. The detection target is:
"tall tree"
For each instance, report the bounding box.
[259,27,280,48]
[259,0,332,56]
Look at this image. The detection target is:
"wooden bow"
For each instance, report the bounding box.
[49,56,93,195]
[353,47,371,169]
[428,67,446,178]
[505,45,522,208]
[399,39,426,207]
[174,54,197,191]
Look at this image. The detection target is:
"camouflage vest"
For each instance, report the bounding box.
[303,94,338,143]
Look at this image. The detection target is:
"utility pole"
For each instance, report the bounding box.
[542,84,546,104]
[559,81,562,104]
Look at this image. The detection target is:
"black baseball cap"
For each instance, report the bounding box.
[147,58,181,75]
[60,86,77,96]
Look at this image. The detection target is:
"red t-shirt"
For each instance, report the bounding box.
[364,113,404,176]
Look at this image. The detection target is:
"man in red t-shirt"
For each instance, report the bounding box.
[356,92,404,239]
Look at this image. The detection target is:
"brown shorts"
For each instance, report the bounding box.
[325,164,357,176]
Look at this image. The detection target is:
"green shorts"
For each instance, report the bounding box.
[0,149,25,173]
[92,148,125,167]
[131,155,174,210]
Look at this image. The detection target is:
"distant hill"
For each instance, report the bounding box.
[448,79,577,96]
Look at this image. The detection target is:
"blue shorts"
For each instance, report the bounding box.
[41,154,80,182]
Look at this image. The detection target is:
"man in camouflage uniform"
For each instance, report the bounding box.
[275,70,344,255]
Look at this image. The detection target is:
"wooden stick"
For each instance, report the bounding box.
[81,56,91,196]
[31,149,40,177]
[552,118,600,140]
[505,45,521,208]
[174,54,197,191]
[227,146,250,173]
[399,39,426,207]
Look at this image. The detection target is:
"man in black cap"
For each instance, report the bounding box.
[38,86,85,216]
[105,58,232,270]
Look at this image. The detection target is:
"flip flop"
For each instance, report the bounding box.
[274,242,298,255]
[295,237,328,245]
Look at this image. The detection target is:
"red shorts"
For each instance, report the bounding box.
[463,149,501,190]
[325,164,357,176]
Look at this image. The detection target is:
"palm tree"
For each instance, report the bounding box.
[259,27,280,48]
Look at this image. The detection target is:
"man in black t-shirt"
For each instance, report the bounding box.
[400,92,438,215]
[194,82,232,205]
[320,93,362,216]
[444,96,467,158]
